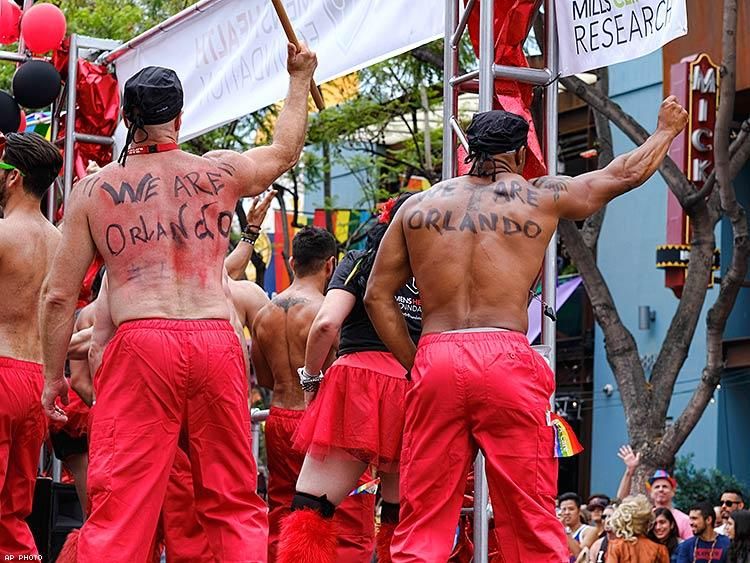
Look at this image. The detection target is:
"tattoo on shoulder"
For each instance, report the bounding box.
[272,296,309,312]
[533,177,570,202]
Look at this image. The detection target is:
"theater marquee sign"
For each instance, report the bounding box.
[657,53,720,297]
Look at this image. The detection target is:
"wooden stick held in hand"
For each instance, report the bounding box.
[271,0,326,111]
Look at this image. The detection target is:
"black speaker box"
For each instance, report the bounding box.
[27,478,83,562]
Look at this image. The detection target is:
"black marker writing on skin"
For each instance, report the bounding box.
[406,208,542,239]
[103,202,234,256]
[100,173,160,205]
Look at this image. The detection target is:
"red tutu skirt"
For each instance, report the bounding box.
[292,351,410,473]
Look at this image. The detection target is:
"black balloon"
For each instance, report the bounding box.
[0,91,20,134]
[13,60,62,109]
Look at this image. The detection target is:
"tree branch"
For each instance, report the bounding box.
[684,118,750,206]
[411,45,450,73]
[659,0,749,457]
[580,67,614,250]
[557,220,647,421]
[648,205,716,425]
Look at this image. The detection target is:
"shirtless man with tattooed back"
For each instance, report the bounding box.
[40,44,317,563]
[365,97,688,563]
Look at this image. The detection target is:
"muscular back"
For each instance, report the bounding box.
[252,286,324,410]
[401,174,560,334]
[0,214,60,362]
[77,150,250,325]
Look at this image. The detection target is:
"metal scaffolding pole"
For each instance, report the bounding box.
[472,0,495,559]
[48,98,60,222]
[442,0,459,180]
[542,0,559,375]
[63,34,78,205]
[442,1,559,560]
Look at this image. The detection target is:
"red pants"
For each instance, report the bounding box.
[392,331,568,563]
[266,407,375,562]
[157,447,213,562]
[0,357,46,557]
[79,319,268,563]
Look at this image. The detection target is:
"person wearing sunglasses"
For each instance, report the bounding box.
[0,131,63,557]
[716,490,746,536]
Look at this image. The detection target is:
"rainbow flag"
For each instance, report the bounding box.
[348,477,380,496]
[550,413,583,458]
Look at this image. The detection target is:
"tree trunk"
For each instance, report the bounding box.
[322,140,333,234]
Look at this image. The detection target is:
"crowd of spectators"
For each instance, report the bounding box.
[559,445,750,563]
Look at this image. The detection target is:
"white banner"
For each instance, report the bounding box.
[114,0,444,142]
[556,0,687,77]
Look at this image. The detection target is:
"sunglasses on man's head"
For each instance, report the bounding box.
[721,500,740,507]
[0,162,24,177]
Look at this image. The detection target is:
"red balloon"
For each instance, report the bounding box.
[0,0,21,45]
[20,3,66,55]
[17,109,25,132]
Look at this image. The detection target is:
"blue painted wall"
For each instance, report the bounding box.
[302,145,378,214]
[589,50,725,499]
[722,163,750,340]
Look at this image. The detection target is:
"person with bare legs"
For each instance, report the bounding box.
[253,226,377,561]
[276,195,421,563]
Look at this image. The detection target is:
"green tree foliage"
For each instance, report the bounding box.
[673,454,747,510]
[303,38,476,210]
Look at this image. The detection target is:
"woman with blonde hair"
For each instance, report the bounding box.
[607,495,669,562]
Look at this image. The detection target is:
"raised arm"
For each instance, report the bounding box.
[615,444,641,500]
[225,189,276,280]
[207,44,317,198]
[532,96,688,221]
[41,189,96,421]
[364,206,416,371]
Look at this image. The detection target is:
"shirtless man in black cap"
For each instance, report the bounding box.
[365,97,688,562]
[40,44,317,563]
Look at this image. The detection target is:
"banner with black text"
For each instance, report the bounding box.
[556,0,688,76]
[114,0,444,141]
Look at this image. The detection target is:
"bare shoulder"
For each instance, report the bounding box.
[230,279,270,308]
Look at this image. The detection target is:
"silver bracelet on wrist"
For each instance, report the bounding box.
[297,367,324,392]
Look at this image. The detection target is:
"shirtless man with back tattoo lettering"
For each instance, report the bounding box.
[365,98,688,562]
[40,44,318,563]
[252,227,377,562]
